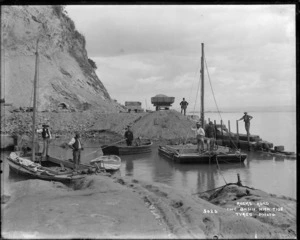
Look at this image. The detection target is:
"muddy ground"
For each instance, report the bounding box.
[2,174,296,239]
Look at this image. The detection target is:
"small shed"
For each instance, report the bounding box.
[125,101,143,113]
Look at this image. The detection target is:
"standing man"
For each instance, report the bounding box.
[180,98,189,116]
[191,122,205,153]
[238,112,253,135]
[68,132,84,170]
[37,124,52,158]
[205,121,216,151]
[124,125,134,146]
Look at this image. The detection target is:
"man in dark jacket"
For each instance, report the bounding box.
[180,98,189,116]
[68,132,84,170]
[124,126,134,146]
[37,124,52,158]
[205,121,216,151]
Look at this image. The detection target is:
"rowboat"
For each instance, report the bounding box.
[90,155,122,171]
[158,145,247,164]
[102,139,153,155]
[7,152,85,182]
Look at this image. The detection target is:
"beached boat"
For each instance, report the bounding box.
[159,43,248,164]
[7,152,84,182]
[102,139,153,155]
[158,145,247,164]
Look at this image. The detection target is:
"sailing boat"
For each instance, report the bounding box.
[6,39,87,182]
[158,43,247,164]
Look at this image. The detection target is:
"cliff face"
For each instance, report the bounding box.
[1,6,122,112]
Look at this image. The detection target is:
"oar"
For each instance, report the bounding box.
[101,139,127,149]
[84,139,127,157]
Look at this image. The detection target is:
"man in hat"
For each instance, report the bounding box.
[238,112,253,135]
[68,132,84,170]
[124,125,134,146]
[37,124,52,158]
[180,98,189,116]
[191,122,205,153]
[205,121,216,151]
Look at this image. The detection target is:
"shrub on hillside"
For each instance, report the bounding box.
[88,58,97,69]
[53,5,65,18]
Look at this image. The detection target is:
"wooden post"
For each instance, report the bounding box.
[200,43,205,129]
[236,120,240,149]
[214,120,217,144]
[247,128,250,151]
[228,120,231,148]
[220,120,223,145]
[237,173,242,186]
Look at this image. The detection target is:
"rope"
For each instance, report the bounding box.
[216,155,227,185]
[178,58,201,155]
[204,55,241,155]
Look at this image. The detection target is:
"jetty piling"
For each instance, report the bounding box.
[228,120,231,148]
[236,120,240,149]
[206,118,295,159]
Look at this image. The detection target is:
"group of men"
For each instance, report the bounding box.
[191,121,216,153]
[37,124,84,170]
[37,111,253,170]
[37,123,135,171]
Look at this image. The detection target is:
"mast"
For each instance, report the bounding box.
[31,39,39,162]
[200,43,204,128]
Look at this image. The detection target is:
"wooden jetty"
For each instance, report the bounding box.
[207,118,296,159]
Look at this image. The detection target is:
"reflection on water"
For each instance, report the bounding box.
[118,144,296,199]
[2,139,296,199]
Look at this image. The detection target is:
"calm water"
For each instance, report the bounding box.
[1,111,297,199]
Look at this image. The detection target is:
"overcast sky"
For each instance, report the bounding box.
[66,5,295,111]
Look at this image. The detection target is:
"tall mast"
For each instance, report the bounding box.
[31,39,39,162]
[200,43,204,128]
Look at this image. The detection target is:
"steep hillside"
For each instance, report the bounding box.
[1,6,122,112]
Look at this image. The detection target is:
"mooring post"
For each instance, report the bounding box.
[236,120,240,148]
[220,119,223,145]
[214,120,217,145]
[247,130,250,151]
[228,120,231,148]
[237,173,242,186]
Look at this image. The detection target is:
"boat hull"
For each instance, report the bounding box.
[7,155,84,183]
[103,141,153,155]
[158,145,247,164]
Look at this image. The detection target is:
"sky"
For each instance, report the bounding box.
[65,5,296,112]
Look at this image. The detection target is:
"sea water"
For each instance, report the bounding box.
[1,111,296,199]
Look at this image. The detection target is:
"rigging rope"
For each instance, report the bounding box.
[204,55,240,153]
[178,58,202,155]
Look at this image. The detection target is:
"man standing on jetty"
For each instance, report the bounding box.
[124,125,134,146]
[238,112,253,135]
[191,122,205,153]
[37,124,52,158]
[205,121,216,151]
[180,98,189,116]
[68,133,84,170]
